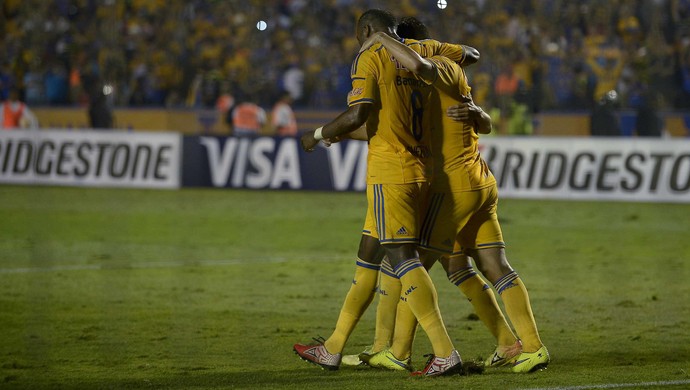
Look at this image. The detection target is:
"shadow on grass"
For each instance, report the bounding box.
[3,348,689,390]
[2,367,479,390]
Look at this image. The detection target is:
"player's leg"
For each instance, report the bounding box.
[374,190,453,367]
[323,234,384,355]
[359,195,401,358]
[421,187,519,365]
[374,183,461,376]
[364,250,440,371]
[366,249,442,371]
[461,184,549,372]
[468,246,548,372]
[370,256,400,352]
[361,185,414,364]
[365,291,416,371]
[439,251,521,367]
[347,188,420,369]
[385,243,462,376]
[294,211,384,370]
[386,248,441,361]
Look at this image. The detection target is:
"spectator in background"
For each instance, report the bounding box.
[635,92,663,137]
[216,84,237,134]
[229,99,266,136]
[215,81,235,116]
[494,65,519,117]
[3,0,690,113]
[1,88,39,129]
[44,62,69,105]
[680,42,690,109]
[281,57,305,106]
[68,54,93,106]
[470,67,492,108]
[646,33,677,107]
[507,98,534,135]
[89,88,114,129]
[128,76,150,107]
[494,65,519,133]
[587,47,625,103]
[23,63,45,105]
[590,90,621,136]
[81,65,113,129]
[200,63,223,109]
[569,62,595,109]
[616,4,643,50]
[0,63,13,101]
[271,90,297,136]
[216,86,235,134]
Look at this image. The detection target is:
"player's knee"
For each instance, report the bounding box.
[445,253,472,274]
[471,247,511,281]
[383,243,418,267]
[419,249,440,270]
[358,235,385,263]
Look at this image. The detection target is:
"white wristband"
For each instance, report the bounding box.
[314,127,324,140]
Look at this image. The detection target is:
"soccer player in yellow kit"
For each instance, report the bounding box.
[359,22,550,374]
[294,8,475,376]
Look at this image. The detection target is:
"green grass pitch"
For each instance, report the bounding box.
[0,185,688,389]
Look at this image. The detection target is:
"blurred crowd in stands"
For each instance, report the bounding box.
[1,0,690,121]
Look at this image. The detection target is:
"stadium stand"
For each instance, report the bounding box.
[2,0,689,132]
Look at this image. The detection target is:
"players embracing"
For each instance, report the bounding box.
[294,8,549,377]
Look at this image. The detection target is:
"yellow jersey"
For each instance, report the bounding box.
[347,38,467,184]
[424,55,496,192]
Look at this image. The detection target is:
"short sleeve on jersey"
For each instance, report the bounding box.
[348,50,378,106]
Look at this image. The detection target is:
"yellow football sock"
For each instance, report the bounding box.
[495,271,543,352]
[396,258,454,358]
[324,259,380,354]
[448,267,517,346]
[372,259,400,352]
[390,300,417,360]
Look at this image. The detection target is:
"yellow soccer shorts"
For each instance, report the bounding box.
[419,183,505,255]
[362,205,378,239]
[364,183,428,245]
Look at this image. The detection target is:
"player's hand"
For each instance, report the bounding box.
[360,32,384,52]
[321,136,342,147]
[301,131,319,152]
[447,95,478,122]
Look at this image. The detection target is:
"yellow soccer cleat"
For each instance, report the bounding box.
[368,348,413,371]
[510,345,550,373]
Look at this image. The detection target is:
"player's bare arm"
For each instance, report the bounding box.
[347,125,368,141]
[334,125,369,141]
[446,95,492,134]
[321,125,368,147]
[360,31,436,81]
[300,103,372,151]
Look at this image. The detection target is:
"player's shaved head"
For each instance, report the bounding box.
[358,9,396,30]
[397,16,430,40]
[356,9,397,46]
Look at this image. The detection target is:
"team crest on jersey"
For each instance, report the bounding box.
[349,87,363,98]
